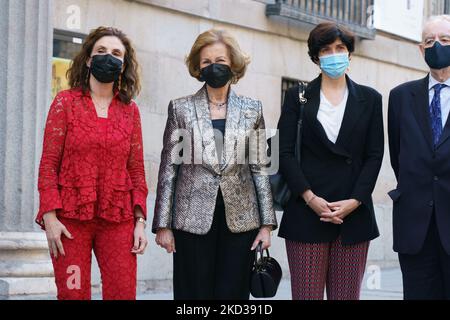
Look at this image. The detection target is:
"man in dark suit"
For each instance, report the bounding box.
[388,15,450,300]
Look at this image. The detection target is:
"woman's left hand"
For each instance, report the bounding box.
[251,226,272,251]
[131,221,148,255]
[320,199,361,223]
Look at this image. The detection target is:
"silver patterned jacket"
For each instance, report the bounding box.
[152,86,277,234]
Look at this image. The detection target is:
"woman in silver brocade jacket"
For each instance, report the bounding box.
[152,29,277,300]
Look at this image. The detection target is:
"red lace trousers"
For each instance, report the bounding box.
[51,217,136,300]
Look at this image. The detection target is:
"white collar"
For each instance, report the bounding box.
[429,74,450,90]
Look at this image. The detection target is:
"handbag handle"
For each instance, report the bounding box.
[295,81,308,163]
[298,81,308,105]
[254,241,270,263]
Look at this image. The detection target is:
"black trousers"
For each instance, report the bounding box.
[173,188,258,300]
[399,212,450,300]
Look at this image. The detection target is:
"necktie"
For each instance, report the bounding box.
[430,83,447,146]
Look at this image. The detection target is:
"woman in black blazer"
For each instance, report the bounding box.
[277,22,384,300]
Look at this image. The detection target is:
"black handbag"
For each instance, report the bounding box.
[250,242,282,298]
[268,81,308,211]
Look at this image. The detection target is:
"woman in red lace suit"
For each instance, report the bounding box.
[36,27,148,300]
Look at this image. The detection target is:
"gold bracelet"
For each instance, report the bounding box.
[135,217,147,228]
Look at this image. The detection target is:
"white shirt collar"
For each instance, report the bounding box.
[429,73,450,90]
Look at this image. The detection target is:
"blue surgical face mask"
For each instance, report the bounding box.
[319,53,350,79]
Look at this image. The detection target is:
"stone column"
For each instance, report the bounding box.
[0,0,55,298]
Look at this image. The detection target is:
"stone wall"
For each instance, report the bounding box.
[0,0,55,297]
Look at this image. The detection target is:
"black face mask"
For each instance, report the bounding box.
[425,41,450,70]
[199,63,233,88]
[90,54,123,83]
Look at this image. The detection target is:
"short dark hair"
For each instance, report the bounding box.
[307,22,355,64]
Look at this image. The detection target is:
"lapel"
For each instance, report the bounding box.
[193,86,243,173]
[437,112,450,148]
[193,86,221,174]
[334,75,367,149]
[303,76,332,152]
[221,89,242,171]
[303,75,359,158]
[410,75,434,151]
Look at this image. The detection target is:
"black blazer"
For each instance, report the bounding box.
[277,75,384,245]
[388,75,450,255]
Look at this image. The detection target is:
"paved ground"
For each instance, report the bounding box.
[136,267,404,300]
[7,268,403,300]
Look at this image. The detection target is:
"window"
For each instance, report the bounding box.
[267,77,307,156]
[53,29,85,60]
[267,0,376,39]
[429,0,450,15]
[281,77,301,107]
[52,29,85,98]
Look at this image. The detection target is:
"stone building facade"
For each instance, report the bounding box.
[0,0,447,298]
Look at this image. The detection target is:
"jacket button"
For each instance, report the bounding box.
[434,176,439,181]
[429,200,434,207]
[346,159,352,165]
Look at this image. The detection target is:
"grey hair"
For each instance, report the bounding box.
[422,15,450,40]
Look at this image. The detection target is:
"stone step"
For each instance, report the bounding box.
[0,277,56,298]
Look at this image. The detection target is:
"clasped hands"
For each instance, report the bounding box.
[302,190,361,225]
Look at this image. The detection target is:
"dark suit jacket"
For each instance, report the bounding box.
[388,75,450,255]
[277,75,384,245]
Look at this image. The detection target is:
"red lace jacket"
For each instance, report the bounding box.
[36,88,148,228]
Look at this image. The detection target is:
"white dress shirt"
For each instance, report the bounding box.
[429,74,450,128]
[317,88,349,144]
